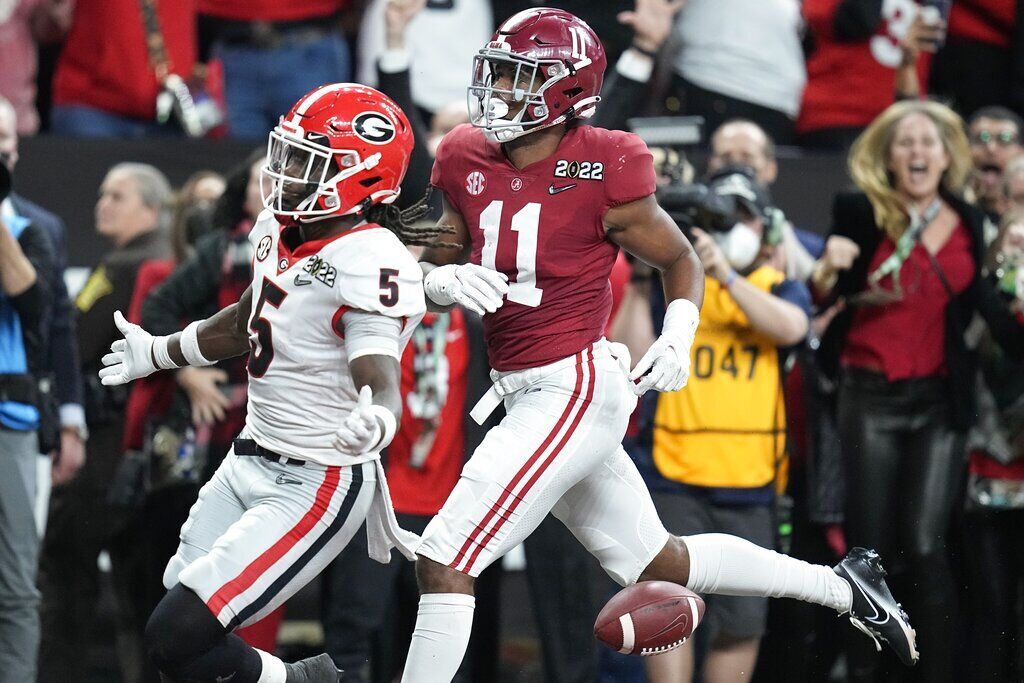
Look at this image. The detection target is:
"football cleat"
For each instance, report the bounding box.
[834,547,919,666]
[284,653,342,683]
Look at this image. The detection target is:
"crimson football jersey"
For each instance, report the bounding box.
[431,123,656,371]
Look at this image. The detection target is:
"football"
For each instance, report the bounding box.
[594,581,706,656]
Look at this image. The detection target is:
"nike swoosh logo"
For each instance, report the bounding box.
[293,274,312,286]
[548,183,577,195]
[216,675,236,683]
[275,474,302,486]
[853,580,887,625]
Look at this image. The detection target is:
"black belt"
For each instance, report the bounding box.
[233,438,306,466]
[205,15,337,49]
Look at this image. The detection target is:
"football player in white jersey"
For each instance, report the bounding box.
[98,84,451,683]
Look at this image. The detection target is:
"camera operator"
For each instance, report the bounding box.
[0,113,55,681]
[636,167,810,682]
[0,95,86,489]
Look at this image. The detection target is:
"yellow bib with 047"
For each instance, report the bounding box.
[653,265,787,490]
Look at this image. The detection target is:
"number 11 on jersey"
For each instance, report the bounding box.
[479,200,543,307]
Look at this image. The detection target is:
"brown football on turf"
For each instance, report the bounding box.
[594,581,706,656]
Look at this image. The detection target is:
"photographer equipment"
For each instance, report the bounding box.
[657,160,777,230]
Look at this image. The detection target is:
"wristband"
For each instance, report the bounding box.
[151,335,179,370]
[662,298,700,347]
[367,404,398,452]
[723,270,738,289]
[378,47,411,74]
[180,320,215,367]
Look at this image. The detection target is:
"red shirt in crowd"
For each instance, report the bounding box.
[198,0,348,22]
[53,0,197,120]
[122,260,176,451]
[948,0,1014,48]
[798,0,931,134]
[386,308,470,517]
[842,222,975,380]
[0,0,70,134]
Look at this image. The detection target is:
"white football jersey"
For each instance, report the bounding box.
[243,211,425,466]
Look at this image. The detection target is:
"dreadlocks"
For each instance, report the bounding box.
[366,188,461,249]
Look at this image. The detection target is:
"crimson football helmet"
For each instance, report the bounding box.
[261,83,413,222]
[468,8,607,143]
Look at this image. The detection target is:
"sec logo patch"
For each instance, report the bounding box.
[466,171,486,196]
[256,235,272,262]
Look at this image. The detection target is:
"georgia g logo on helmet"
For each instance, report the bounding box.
[353,111,397,145]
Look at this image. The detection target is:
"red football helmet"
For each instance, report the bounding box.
[261,83,414,222]
[468,8,607,143]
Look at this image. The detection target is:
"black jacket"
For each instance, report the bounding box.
[77,229,170,425]
[376,64,433,212]
[6,220,55,388]
[818,190,1024,431]
[11,194,83,410]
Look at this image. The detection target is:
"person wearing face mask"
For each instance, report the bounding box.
[812,99,1024,682]
[638,167,812,683]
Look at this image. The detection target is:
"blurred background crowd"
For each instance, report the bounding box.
[1,0,1023,682]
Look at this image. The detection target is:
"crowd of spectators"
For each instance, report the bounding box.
[0,1,1023,682]
[1,0,1020,146]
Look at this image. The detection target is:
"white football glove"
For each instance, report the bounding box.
[334,386,397,455]
[98,311,165,386]
[423,263,509,315]
[629,299,700,396]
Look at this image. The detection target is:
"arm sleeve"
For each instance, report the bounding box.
[976,277,1024,362]
[142,232,226,335]
[341,310,404,360]
[771,279,814,317]
[828,192,873,299]
[591,59,652,132]
[377,64,433,210]
[44,217,85,408]
[602,132,657,212]
[75,262,136,368]
[11,225,55,375]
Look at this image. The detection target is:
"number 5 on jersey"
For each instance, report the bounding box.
[479,200,543,307]
[248,277,288,377]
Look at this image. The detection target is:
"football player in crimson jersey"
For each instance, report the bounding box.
[98,84,450,683]
[401,9,918,681]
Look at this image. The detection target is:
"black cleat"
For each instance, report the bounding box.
[284,653,342,683]
[834,547,919,666]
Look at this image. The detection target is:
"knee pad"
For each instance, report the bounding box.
[145,584,226,674]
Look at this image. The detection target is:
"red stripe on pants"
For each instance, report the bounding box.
[461,350,597,574]
[206,466,342,620]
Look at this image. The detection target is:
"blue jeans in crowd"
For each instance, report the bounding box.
[217,32,352,139]
[51,105,177,138]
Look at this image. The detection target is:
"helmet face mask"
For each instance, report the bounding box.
[468,9,606,144]
[469,50,563,143]
[262,125,366,217]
